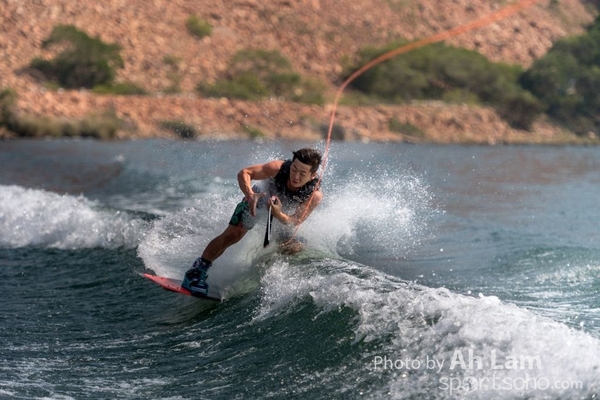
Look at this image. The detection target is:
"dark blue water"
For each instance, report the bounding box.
[1,140,599,399]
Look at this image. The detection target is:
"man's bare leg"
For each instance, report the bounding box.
[278,240,304,256]
[182,225,248,296]
[201,225,248,262]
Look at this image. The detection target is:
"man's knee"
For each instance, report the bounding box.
[279,240,304,255]
[222,226,247,245]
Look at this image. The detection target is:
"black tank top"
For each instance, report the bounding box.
[272,160,319,204]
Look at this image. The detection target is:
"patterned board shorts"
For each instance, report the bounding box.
[228,200,257,230]
[229,199,306,246]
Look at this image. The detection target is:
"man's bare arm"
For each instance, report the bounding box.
[238,160,284,216]
[270,189,322,226]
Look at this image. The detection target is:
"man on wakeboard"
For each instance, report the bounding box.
[182,147,323,297]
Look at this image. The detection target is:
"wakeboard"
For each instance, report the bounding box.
[143,273,222,302]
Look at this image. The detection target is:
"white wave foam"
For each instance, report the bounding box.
[0,185,147,249]
[136,192,262,282]
[301,170,434,256]
[137,167,434,300]
[138,167,433,273]
[257,260,600,399]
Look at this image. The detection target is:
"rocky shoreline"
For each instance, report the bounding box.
[7,89,596,145]
[2,0,599,144]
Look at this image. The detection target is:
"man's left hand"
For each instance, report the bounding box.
[268,196,282,216]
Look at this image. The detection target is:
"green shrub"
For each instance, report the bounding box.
[198,73,268,100]
[495,90,544,130]
[290,76,326,105]
[163,55,181,67]
[346,41,542,129]
[159,120,197,139]
[520,16,600,135]
[242,124,266,139]
[30,25,124,89]
[186,15,212,39]
[92,82,147,95]
[339,91,384,106]
[6,110,123,139]
[78,111,123,139]
[1,88,124,139]
[0,88,17,127]
[9,115,59,137]
[197,49,325,104]
[441,88,480,104]
[319,122,346,140]
[163,55,182,94]
[388,117,425,138]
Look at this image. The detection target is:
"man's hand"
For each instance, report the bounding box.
[268,195,293,225]
[247,192,266,217]
[237,160,284,215]
[268,196,282,216]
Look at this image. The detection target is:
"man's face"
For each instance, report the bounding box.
[288,159,315,189]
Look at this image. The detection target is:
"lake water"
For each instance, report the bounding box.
[0,139,598,399]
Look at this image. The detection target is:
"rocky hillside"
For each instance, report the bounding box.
[1,0,597,143]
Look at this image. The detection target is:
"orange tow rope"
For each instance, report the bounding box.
[288,0,542,243]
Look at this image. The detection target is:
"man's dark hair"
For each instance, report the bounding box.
[292,148,322,173]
